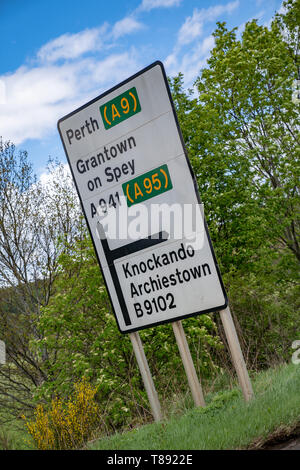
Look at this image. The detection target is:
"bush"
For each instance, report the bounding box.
[224,270,299,369]
[23,378,102,450]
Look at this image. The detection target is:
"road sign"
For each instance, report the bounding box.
[58,61,227,333]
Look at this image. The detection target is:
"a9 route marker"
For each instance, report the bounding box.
[100,86,141,130]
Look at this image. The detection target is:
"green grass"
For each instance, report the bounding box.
[0,370,34,450]
[0,423,31,450]
[88,363,300,450]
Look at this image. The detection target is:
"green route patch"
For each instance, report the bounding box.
[122,164,173,207]
[100,87,141,130]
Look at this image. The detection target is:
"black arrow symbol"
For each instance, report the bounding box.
[96,222,169,326]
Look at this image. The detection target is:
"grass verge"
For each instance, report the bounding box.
[88,363,300,450]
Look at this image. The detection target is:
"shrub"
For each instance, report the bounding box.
[23,378,102,450]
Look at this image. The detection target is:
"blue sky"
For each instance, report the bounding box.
[0,0,283,176]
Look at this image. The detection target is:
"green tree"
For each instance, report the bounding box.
[0,140,83,420]
[169,0,299,367]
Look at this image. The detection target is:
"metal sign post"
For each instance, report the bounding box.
[219,307,254,401]
[172,321,205,407]
[129,332,162,421]
[0,340,5,365]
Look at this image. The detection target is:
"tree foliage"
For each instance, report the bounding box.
[169,0,299,367]
[172,0,299,269]
[0,140,83,419]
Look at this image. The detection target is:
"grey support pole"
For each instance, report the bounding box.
[219,306,254,402]
[0,340,5,365]
[129,331,162,422]
[172,321,205,407]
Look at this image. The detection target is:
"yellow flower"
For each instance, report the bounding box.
[23,378,100,450]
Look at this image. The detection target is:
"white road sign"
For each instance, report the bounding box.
[58,61,227,333]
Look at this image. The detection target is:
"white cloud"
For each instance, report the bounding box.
[178,1,239,46]
[139,0,182,12]
[86,52,140,87]
[0,0,242,145]
[37,27,107,63]
[199,35,215,57]
[39,162,71,187]
[112,17,144,39]
[165,1,239,87]
[0,11,147,145]
[166,35,215,85]
[0,51,139,144]
[37,16,144,64]
[277,5,286,15]
[178,13,204,46]
[164,52,177,70]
